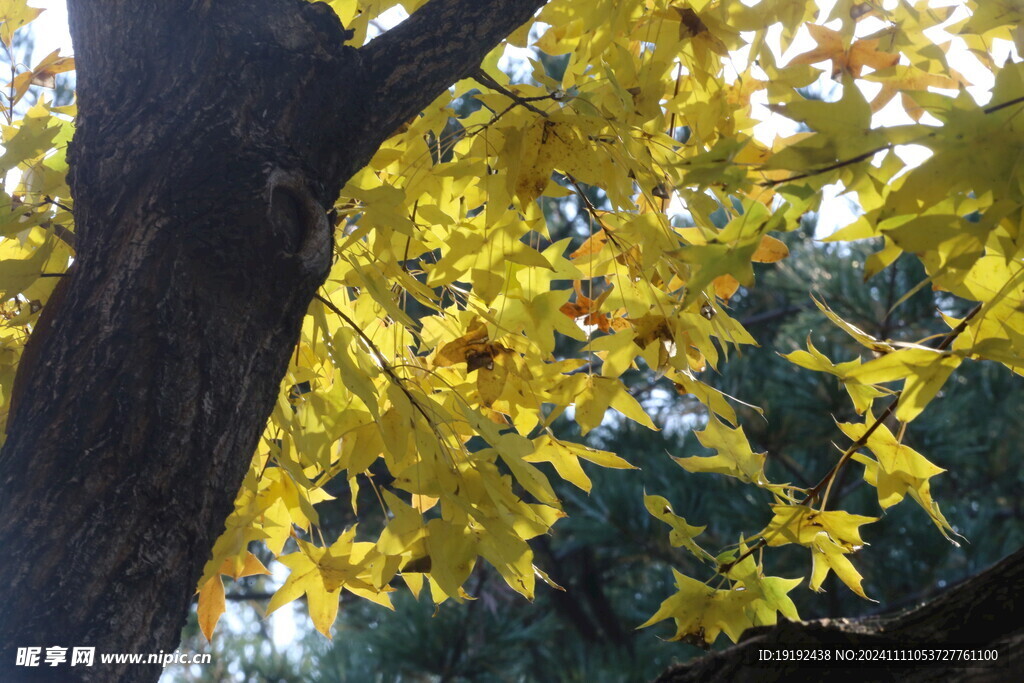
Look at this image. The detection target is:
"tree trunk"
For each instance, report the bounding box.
[0,1,543,680]
[655,546,1024,683]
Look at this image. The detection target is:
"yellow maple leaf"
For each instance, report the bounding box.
[639,569,756,645]
[218,551,272,581]
[197,576,226,642]
[675,414,772,486]
[839,418,958,542]
[781,338,887,414]
[376,489,426,555]
[790,24,898,79]
[643,493,715,562]
[0,0,42,48]
[764,504,877,550]
[425,519,477,602]
[809,532,874,600]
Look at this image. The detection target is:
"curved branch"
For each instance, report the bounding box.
[358,0,547,145]
[656,546,1024,682]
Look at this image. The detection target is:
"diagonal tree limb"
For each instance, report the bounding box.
[655,545,1024,682]
[357,0,547,148]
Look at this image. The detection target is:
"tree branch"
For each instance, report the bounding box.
[760,145,891,187]
[473,68,551,117]
[358,0,546,144]
[656,545,1024,682]
[720,303,982,575]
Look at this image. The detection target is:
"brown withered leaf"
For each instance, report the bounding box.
[674,7,708,40]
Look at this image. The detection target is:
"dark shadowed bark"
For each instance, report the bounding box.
[655,546,1023,683]
[0,0,544,680]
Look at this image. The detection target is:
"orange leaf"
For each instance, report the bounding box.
[571,229,610,259]
[789,25,897,79]
[846,38,898,78]
[751,235,790,263]
[29,49,75,87]
[434,319,489,367]
[6,50,75,108]
[713,274,741,301]
[789,24,844,70]
[584,312,611,332]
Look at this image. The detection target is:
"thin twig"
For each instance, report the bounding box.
[224,592,275,602]
[48,223,76,250]
[472,68,551,117]
[760,145,891,187]
[42,195,73,214]
[719,302,983,575]
[763,95,1024,188]
[983,94,1024,115]
[314,293,439,432]
[806,301,981,506]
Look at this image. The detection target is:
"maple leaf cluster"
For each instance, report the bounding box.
[1,0,1022,648]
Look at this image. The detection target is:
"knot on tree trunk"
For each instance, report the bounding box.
[265,167,332,279]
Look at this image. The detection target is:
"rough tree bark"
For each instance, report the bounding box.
[656,546,1023,683]
[0,1,544,680]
